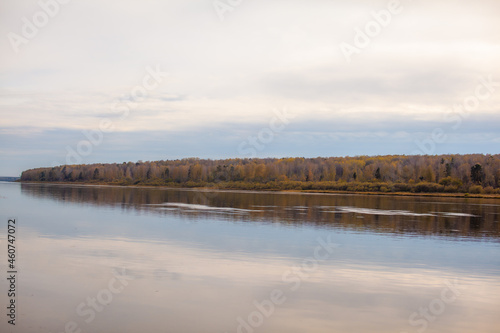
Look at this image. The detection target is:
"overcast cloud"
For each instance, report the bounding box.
[1,0,499,175]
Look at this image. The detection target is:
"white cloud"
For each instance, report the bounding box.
[1,0,499,174]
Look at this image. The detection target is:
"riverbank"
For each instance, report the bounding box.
[18,180,500,199]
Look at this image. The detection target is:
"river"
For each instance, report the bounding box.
[0,182,499,333]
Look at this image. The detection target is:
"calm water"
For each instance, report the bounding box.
[1,182,499,333]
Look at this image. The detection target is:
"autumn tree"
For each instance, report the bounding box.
[19,154,500,193]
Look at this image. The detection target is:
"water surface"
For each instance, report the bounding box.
[0,182,499,333]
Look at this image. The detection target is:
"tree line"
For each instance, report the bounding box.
[20,154,500,194]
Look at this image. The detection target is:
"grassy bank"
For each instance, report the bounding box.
[18,180,500,199]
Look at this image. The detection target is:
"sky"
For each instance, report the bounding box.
[1,0,499,176]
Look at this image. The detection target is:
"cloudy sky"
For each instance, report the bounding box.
[1,0,499,176]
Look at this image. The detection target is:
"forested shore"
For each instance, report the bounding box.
[20,154,500,195]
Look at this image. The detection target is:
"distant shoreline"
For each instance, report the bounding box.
[17,181,500,200]
[0,177,20,182]
[18,155,500,199]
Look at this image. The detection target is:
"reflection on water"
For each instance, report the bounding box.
[20,183,500,239]
[0,182,499,333]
